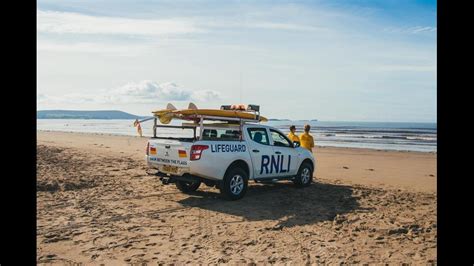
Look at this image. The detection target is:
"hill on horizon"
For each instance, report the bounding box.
[37,110,147,119]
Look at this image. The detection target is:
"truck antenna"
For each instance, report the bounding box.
[239,71,243,103]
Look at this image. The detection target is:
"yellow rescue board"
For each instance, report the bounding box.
[152,109,268,124]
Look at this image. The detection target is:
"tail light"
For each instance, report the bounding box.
[146,142,149,155]
[178,150,187,158]
[190,145,209,160]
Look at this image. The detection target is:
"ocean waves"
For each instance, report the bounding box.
[270,121,436,152]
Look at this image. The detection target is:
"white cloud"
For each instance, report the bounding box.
[37,10,204,36]
[36,40,151,56]
[37,9,328,38]
[110,81,194,102]
[383,26,437,34]
[38,80,221,106]
[191,89,221,101]
[409,26,437,34]
[375,64,436,72]
[37,93,47,100]
[199,18,326,32]
[38,93,98,105]
[250,22,324,32]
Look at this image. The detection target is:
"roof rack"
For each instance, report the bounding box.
[220,104,260,112]
[220,104,261,121]
[149,103,265,139]
[183,114,260,123]
[151,114,260,140]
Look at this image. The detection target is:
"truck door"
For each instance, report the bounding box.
[245,127,274,178]
[269,129,300,176]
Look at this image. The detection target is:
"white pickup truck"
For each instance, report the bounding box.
[146,122,315,200]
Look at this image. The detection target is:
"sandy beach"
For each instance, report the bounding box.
[37,131,437,264]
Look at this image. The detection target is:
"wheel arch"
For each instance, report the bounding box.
[300,158,314,172]
[224,159,250,179]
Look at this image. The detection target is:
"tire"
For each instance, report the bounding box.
[220,167,248,200]
[175,180,201,193]
[293,162,313,187]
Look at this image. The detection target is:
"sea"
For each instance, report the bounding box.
[37,119,437,153]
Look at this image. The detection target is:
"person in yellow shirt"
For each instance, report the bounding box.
[287,125,300,144]
[299,124,315,151]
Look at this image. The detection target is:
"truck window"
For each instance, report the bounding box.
[247,128,270,145]
[270,129,292,147]
[154,127,196,142]
[201,128,241,141]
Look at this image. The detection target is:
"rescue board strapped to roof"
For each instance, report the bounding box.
[152,103,268,124]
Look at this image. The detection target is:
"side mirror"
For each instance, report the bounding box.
[293,141,300,148]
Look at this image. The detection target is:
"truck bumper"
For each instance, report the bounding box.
[157,173,220,188]
[159,173,201,184]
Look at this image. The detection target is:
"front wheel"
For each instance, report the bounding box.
[293,162,313,187]
[220,167,248,200]
[176,180,201,193]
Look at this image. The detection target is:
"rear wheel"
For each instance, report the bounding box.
[293,162,313,187]
[176,180,201,193]
[220,167,248,200]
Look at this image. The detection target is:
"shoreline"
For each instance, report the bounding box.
[37,129,437,154]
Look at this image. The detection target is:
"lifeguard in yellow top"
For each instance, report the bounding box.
[299,124,315,151]
[287,125,300,143]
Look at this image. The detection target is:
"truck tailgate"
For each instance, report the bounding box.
[147,139,192,175]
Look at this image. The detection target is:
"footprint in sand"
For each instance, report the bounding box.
[343,166,349,169]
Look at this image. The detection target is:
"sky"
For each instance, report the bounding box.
[37,0,437,122]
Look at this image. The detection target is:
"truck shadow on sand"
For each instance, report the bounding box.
[177,181,363,228]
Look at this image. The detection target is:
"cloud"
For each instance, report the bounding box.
[383,26,437,34]
[37,9,327,38]
[111,81,193,102]
[37,10,204,36]
[36,40,151,56]
[375,64,436,72]
[199,18,326,32]
[248,22,324,32]
[37,93,47,100]
[191,89,222,102]
[409,26,437,34]
[38,80,221,106]
[38,93,99,105]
